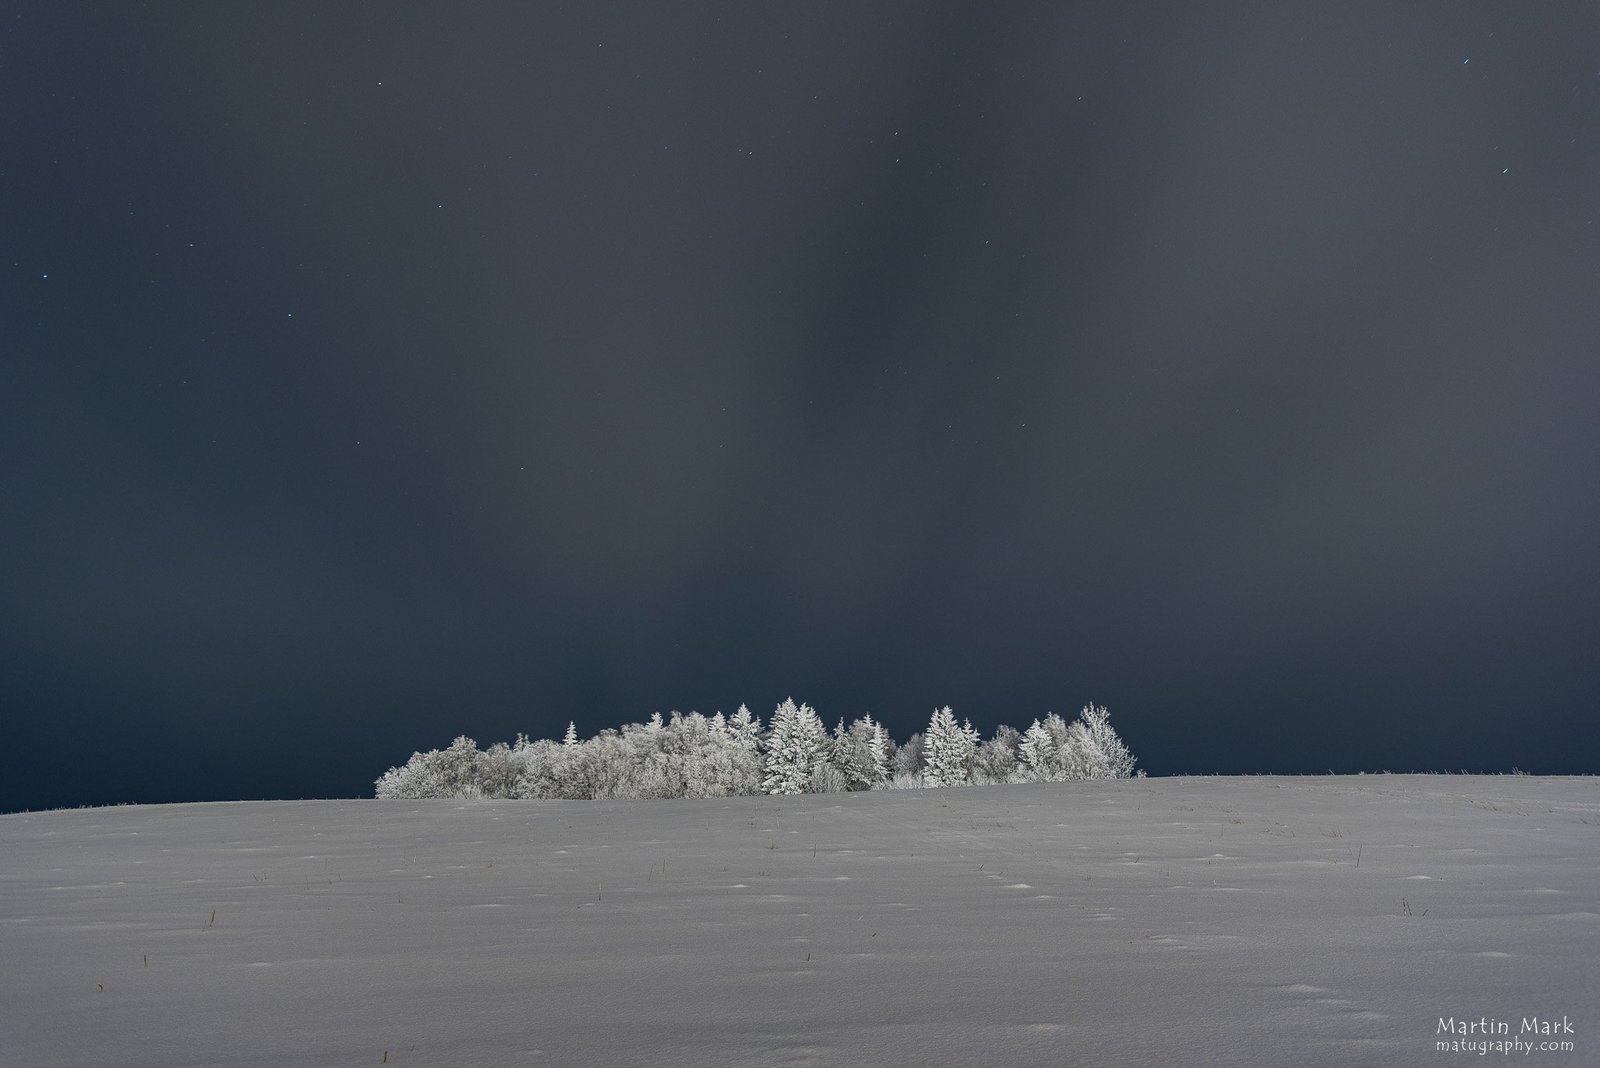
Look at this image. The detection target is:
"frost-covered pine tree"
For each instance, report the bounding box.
[871,720,892,782]
[922,707,975,787]
[827,718,851,776]
[562,721,578,747]
[761,698,797,794]
[722,704,764,795]
[729,703,761,744]
[863,716,892,790]
[761,698,826,795]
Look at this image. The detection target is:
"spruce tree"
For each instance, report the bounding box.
[837,715,890,790]
[922,707,973,787]
[761,698,825,795]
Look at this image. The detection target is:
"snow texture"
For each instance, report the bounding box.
[3,776,1596,1066]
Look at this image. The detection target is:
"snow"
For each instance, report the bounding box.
[2,776,1596,1066]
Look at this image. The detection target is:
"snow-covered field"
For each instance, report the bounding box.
[3,777,1595,1067]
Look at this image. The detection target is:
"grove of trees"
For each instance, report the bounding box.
[375,701,1139,800]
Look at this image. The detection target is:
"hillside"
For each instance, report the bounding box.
[3,777,1595,1066]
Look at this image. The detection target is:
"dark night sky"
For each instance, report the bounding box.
[4,2,1598,811]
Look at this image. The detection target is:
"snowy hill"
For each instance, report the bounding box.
[3,777,1596,1066]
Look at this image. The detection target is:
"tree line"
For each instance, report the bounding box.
[375,701,1139,800]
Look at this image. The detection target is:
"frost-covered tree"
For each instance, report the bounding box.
[720,705,765,795]
[870,720,893,784]
[477,740,525,798]
[825,718,850,781]
[575,729,633,799]
[729,704,761,744]
[1015,707,1136,782]
[761,698,827,795]
[546,731,593,798]
[374,751,439,799]
[973,724,1022,784]
[1078,703,1136,779]
[698,712,763,796]
[374,736,486,799]
[433,735,485,795]
[760,698,800,794]
[922,707,978,787]
[1018,718,1058,782]
[1057,718,1103,781]
[503,736,560,798]
[891,731,924,782]
[613,714,696,799]
[832,715,890,791]
[635,711,753,798]
[793,702,825,765]
[809,761,848,793]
